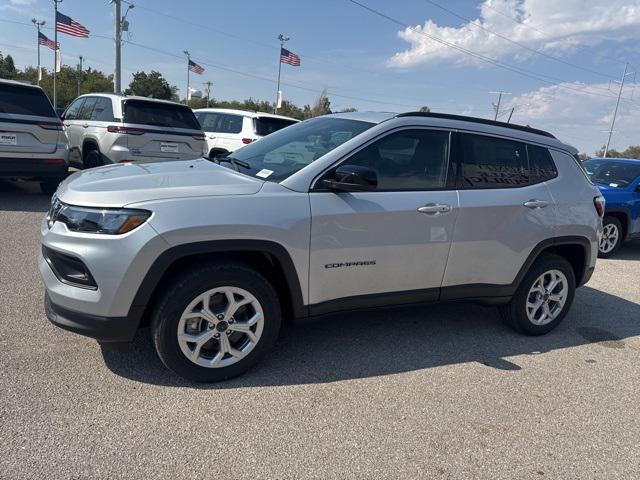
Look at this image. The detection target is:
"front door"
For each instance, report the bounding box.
[308,128,458,307]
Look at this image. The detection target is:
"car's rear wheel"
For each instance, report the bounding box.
[151,262,281,382]
[501,254,575,335]
[84,149,104,169]
[598,216,622,258]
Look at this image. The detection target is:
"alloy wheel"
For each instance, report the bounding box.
[177,286,264,368]
[526,269,568,326]
[599,223,619,254]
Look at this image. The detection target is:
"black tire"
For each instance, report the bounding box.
[598,216,623,258]
[501,254,576,336]
[151,262,281,382]
[83,149,103,169]
[40,179,61,196]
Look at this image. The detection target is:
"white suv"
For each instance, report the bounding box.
[63,94,206,168]
[194,108,298,158]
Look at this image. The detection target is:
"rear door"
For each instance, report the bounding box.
[214,113,244,152]
[441,133,557,296]
[0,82,60,156]
[122,100,204,160]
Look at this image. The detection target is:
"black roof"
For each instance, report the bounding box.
[396,112,555,139]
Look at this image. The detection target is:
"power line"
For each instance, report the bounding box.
[421,0,619,81]
[348,0,629,102]
[480,0,635,69]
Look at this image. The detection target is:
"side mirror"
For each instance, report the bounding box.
[321,164,377,192]
[635,184,640,193]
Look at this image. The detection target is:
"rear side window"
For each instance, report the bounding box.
[461,134,528,188]
[254,117,297,136]
[0,83,56,117]
[90,97,114,121]
[217,114,243,134]
[528,145,557,183]
[124,100,200,129]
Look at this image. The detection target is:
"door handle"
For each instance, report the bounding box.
[418,203,451,215]
[82,124,89,128]
[523,199,549,209]
[63,123,71,127]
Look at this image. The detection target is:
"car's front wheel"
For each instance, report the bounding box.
[598,216,622,258]
[501,254,576,335]
[151,262,281,382]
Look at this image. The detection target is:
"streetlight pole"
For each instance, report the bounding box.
[184,50,190,105]
[204,81,213,106]
[31,18,46,85]
[77,55,83,96]
[274,33,289,114]
[114,0,121,93]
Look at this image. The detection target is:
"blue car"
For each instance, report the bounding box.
[582,158,640,257]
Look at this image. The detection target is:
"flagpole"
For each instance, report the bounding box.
[275,34,289,114]
[53,0,62,110]
[184,50,190,105]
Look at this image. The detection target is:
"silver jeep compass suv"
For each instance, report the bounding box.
[62,93,205,168]
[40,112,603,382]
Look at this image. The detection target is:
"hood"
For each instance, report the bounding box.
[57,158,264,207]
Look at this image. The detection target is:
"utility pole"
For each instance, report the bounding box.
[114,0,121,93]
[506,107,515,123]
[203,81,213,106]
[77,55,83,96]
[52,0,62,110]
[604,62,632,158]
[490,91,511,121]
[184,50,190,105]
[274,33,289,114]
[31,18,46,85]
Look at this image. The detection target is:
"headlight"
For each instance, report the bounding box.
[47,200,150,235]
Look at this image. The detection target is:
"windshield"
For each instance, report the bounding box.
[583,160,640,188]
[227,116,374,181]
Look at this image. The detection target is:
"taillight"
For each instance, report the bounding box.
[192,133,206,141]
[594,196,605,217]
[38,121,64,131]
[107,125,145,135]
[242,138,253,145]
[43,158,65,165]
[118,159,133,163]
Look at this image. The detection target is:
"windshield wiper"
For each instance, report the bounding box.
[214,155,251,171]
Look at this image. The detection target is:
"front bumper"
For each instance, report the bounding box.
[45,291,138,342]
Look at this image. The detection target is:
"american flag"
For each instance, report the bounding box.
[38,31,58,51]
[188,59,204,75]
[280,48,300,66]
[56,11,90,38]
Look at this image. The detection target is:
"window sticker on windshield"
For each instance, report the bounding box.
[256,169,274,179]
[609,183,618,187]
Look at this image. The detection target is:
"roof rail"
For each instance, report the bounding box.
[396,112,555,139]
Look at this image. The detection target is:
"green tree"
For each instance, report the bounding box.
[0,54,18,79]
[309,88,331,118]
[125,71,176,100]
[419,105,431,112]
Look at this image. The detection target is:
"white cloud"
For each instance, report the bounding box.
[503,82,640,154]
[389,0,640,67]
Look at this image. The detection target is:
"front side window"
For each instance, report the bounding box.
[227,117,374,182]
[583,160,640,188]
[194,112,221,131]
[330,129,450,191]
[63,98,85,120]
[461,134,528,188]
[77,97,97,121]
[124,100,200,130]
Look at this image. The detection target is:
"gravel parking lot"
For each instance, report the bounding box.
[1,179,639,480]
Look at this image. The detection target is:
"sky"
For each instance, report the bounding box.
[1,0,640,155]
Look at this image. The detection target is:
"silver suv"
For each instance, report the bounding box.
[40,112,603,382]
[0,79,69,195]
[62,93,205,168]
